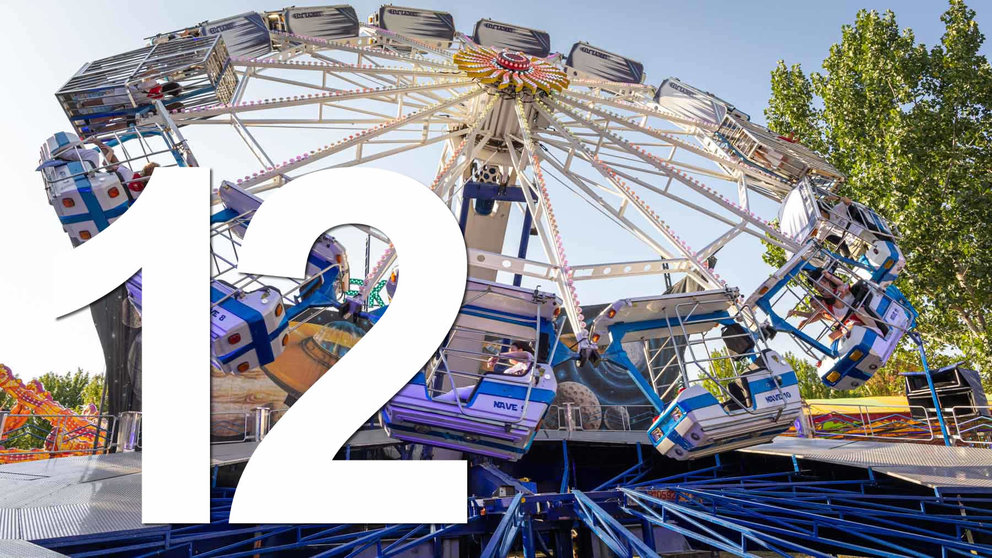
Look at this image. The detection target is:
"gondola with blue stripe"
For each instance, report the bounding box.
[381,279,561,461]
[211,280,289,374]
[216,181,350,318]
[37,132,133,247]
[747,245,917,391]
[590,289,802,460]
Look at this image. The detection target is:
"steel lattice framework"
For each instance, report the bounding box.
[34,452,992,557]
[184,23,812,348]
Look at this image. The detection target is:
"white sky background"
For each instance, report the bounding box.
[0,1,986,379]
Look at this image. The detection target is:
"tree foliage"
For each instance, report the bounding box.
[765,1,992,381]
[702,350,877,401]
[0,369,103,450]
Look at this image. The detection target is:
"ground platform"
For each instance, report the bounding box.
[2,436,991,546]
[741,436,992,491]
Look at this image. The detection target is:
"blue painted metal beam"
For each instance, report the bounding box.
[572,490,661,558]
[481,492,526,558]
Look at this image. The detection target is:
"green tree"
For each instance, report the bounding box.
[33,369,93,411]
[764,1,992,383]
[702,349,838,401]
[1,369,102,450]
[701,349,742,397]
[82,375,104,409]
[786,352,836,400]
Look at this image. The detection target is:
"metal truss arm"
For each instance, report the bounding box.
[572,490,661,558]
[531,100,724,289]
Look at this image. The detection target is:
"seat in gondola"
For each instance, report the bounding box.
[381,279,561,461]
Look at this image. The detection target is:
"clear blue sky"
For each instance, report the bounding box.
[0,1,986,378]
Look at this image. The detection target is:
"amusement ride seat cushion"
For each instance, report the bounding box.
[722,381,749,412]
[721,322,755,357]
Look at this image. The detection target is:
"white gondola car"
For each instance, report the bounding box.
[369,6,456,51]
[38,133,130,246]
[817,283,914,391]
[590,289,801,461]
[564,42,645,84]
[210,280,289,374]
[649,349,801,460]
[779,183,906,285]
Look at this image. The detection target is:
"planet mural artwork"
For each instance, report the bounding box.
[210,312,369,439]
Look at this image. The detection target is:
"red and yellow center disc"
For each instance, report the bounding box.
[454,45,569,95]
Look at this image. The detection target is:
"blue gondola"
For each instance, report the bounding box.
[210,280,289,374]
[216,181,349,315]
[381,280,561,461]
[779,182,906,285]
[747,245,917,391]
[37,132,133,247]
[590,289,801,460]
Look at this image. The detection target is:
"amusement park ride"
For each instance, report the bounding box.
[4,4,989,557]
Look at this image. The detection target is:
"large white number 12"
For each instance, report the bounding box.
[57,168,210,523]
[231,167,467,523]
[56,167,468,523]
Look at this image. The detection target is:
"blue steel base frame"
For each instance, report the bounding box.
[34,448,992,557]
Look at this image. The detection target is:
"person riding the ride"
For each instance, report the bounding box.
[434,341,535,402]
[486,340,535,376]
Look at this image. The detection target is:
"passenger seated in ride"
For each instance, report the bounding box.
[806,267,851,299]
[817,194,854,256]
[433,341,534,403]
[77,79,184,130]
[788,269,885,342]
[787,294,848,341]
[486,341,535,376]
[88,138,159,200]
[719,323,757,411]
[787,267,854,341]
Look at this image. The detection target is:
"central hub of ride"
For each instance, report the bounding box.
[454,45,569,96]
[495,50,532,71]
